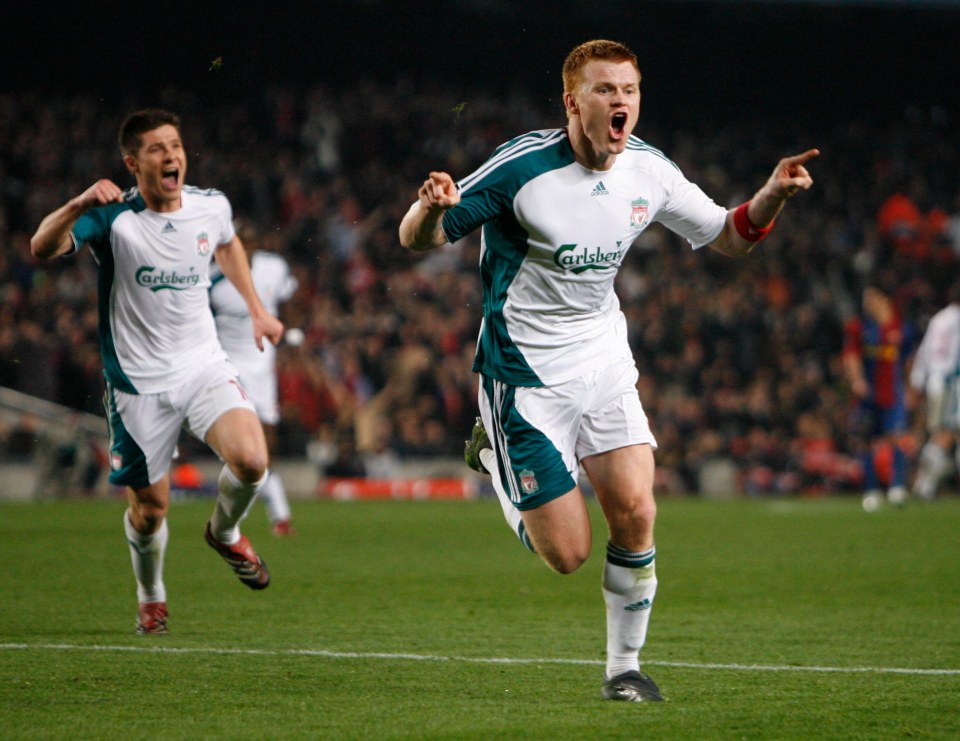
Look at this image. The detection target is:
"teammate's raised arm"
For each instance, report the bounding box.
[30,179,124,259]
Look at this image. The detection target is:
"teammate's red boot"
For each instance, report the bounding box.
[136,601,169,635]
[204,522,270,589]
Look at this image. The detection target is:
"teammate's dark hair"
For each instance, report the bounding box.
[118,109,181,155]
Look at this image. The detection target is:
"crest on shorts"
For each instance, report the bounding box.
[629,197,650,230]
[519,469,539,495]
[196,231,211,256]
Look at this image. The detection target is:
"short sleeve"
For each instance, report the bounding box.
[655,176,728,250]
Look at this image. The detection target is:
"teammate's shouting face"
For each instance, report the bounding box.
[564,59,641,171]
[123,124,186,213]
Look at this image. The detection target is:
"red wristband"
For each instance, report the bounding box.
[733,201,775,242]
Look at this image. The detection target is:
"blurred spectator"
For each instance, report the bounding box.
[31,413,106,499]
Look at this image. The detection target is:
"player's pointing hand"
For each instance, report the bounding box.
[769,148,819,197]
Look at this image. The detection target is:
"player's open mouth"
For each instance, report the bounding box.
[610,112,628,139]
[162,168,179,189]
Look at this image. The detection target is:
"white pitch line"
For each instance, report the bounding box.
[1,643,958,676]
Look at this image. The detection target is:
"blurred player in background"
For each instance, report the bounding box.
[908,282,960,500]
[843,283,914,511]
[209,219,298,535]
[400,39,818,702]
[29,109,283,635]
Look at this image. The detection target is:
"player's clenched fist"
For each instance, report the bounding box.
[418,171,460,211]
[74,179,124,210]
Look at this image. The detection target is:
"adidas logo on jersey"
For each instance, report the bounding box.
[161,221,177,233]
[591,181,609,197]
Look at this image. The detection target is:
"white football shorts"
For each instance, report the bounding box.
[105,358,256,488]
[235,365,280,426]
[478,357,656,510]
[930,378,960,433]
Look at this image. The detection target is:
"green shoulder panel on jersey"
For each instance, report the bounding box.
[442,129,573,243]
[72,188,146,253]
[74,189,146,394]
[626,135,681,172]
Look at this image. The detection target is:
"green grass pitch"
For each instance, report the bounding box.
[1,496,958,739]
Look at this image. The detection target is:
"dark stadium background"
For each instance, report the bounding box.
[4,0,959,118]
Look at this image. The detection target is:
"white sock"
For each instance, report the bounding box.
[210,465,266,545]
[260,471,291,524]
[124,511,168,604]
[916,443,949,500]
[479,447,535,552]
[602,543,657,679]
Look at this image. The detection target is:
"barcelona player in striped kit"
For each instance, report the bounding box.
[843,283,915,510]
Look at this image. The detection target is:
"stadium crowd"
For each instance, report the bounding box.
[1,84,958,496]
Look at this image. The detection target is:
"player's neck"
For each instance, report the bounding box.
[142,194,183,213]
[566,126,617,172]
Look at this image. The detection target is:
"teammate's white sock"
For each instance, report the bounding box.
[260,471,292,524]
[210,465,267,545]
[602,543,657,678]
[124,511,168,604]
[479,447,535,552]
[915,443,949,500]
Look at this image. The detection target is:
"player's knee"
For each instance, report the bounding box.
[232,455,268,484]
[635,496,657,529]
[616,495,657,533]
[129,487,168,533]
[542,541,592,574]
[132,505,166,534]
[550,552,589,575]
[224,442,269,483]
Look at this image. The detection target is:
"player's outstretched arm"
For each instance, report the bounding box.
[711,148,819,257]
[215,235,284,351]
[399,172,461,252]
[30,179,123,260]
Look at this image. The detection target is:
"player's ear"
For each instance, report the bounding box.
[122,153,138,176]
[563,90,578,116]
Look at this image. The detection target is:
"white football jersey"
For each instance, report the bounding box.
[71,186,235,394]
[441,128,727,386]
[209,250,297,379]
[910,303,960,394]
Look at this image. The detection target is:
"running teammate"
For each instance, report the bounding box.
[909,282,960,500]
[209,221,298,535]
[399,39,818,701]
[30,109,283,635]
